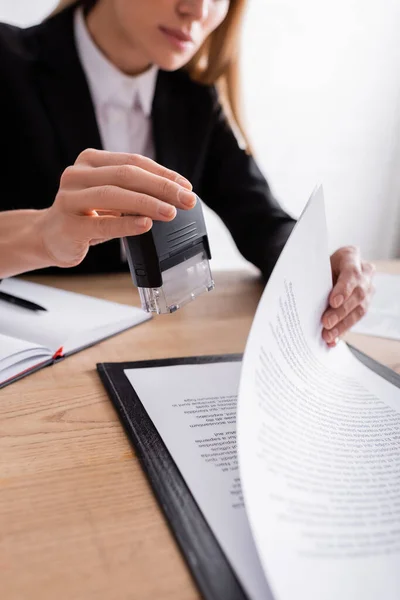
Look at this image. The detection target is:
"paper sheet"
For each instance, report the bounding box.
[352,273,400,340]
[0,333,50,369]
[124,361,273,600]
[238,187,400,600]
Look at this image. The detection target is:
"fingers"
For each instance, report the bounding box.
[61,164,197,211]
[322,302,368,344]
[59,186,182,222]
[362,260,376,278]
[328,247,363,309]
[75,149,193,190]
[323,246,376,347]
[323,283,367,330]
[46,150,196,269]
[84,214,153,241]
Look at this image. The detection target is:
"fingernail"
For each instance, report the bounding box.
[327,337,340,348]
[177,176,192,190]
[332,294,344,308]
[178,189,197,208]
[328,328,339,342]
[159,204,176,219]
[137,217,151,228]
[328,315,339,328]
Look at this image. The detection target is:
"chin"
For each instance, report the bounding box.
[152,52,195,72]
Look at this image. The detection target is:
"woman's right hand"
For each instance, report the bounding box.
[37,149,197,268]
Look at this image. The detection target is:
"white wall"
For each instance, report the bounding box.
[241,0,400,261]
[1,0,399,268]
[0,0,56,26]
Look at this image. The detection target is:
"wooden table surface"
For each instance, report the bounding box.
[1,261,399,600]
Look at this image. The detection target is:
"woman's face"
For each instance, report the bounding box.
[104,0,230,71]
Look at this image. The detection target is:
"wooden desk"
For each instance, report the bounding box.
[1,262,399,600]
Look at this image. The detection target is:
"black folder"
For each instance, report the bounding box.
[97,348,400,600]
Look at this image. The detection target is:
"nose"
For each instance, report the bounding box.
[178,0,210,21]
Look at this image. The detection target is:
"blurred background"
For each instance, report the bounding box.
[1,0,399,270]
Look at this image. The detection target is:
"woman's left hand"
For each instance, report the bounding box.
[322,246,375,347]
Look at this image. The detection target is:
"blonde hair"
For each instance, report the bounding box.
[51,0,249,149]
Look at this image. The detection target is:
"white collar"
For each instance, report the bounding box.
[74,7,158,115]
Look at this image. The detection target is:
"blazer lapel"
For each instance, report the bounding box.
[33,6,102,168]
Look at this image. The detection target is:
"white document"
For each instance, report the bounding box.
[124,361,273,600]
[238,187,400,600]
[123,187,400,600]
[352,273,400,340]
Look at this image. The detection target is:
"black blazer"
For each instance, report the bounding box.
[0,3,295,278]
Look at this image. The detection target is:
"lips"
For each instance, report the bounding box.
[159,26,194,44]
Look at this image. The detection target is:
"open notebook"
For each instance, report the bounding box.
[0,278,151,388]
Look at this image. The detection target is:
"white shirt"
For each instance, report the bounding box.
[74,7,158,159]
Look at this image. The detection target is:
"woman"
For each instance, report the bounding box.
[0,0,373,345]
